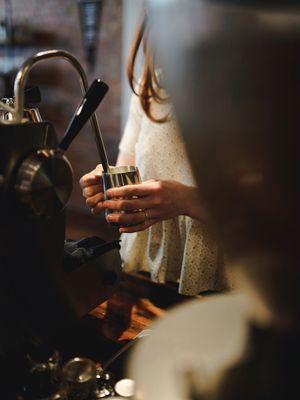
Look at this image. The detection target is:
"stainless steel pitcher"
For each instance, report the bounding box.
[102,166,141,221]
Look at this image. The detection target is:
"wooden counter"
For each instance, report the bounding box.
[55,270,189,378]
[62,210,192,377]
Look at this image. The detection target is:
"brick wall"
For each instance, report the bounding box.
[0,0,122,212]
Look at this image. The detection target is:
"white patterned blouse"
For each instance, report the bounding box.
[118,92,228,295]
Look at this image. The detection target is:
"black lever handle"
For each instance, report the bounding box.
[58,79,109,153]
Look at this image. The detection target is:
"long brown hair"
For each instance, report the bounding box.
[127,13,168,123]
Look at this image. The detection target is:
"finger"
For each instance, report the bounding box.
[82,184,103,198]
[103,198,152,211]
[106,183,153,199]
[95,164,104,172]
[79,171,102,188]
[86,192,105,208]
[119,219,156,233]
[91,201,105,215]
[106,210,147,226]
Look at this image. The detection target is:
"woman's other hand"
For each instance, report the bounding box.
[79,164,105,215]
[104,179,208,233]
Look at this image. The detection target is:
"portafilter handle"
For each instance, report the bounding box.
[0,49,110,173]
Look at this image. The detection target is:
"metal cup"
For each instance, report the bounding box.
[62,357,97,400]
[102,166,141,223]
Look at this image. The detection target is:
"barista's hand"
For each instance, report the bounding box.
[104,179,207,233]
[79,164,105,215]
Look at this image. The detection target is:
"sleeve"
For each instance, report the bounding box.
[119,92,143,156]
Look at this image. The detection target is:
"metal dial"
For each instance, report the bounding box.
[15,149,73,217]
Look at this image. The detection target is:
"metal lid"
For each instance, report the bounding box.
[62,357,97,383]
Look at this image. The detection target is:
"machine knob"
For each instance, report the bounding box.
[15,149,73,217]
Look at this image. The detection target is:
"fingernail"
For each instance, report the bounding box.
[107,214,113,221]
[106,190,112,198]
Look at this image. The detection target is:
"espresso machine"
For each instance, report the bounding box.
[0,50,122,398]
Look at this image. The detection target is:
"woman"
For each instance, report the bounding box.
[80,14,227,295]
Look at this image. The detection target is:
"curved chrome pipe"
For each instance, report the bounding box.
[0,49,109,171]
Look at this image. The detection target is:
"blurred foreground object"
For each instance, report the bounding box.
[130,0,300,398]
[129,293,251,399]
